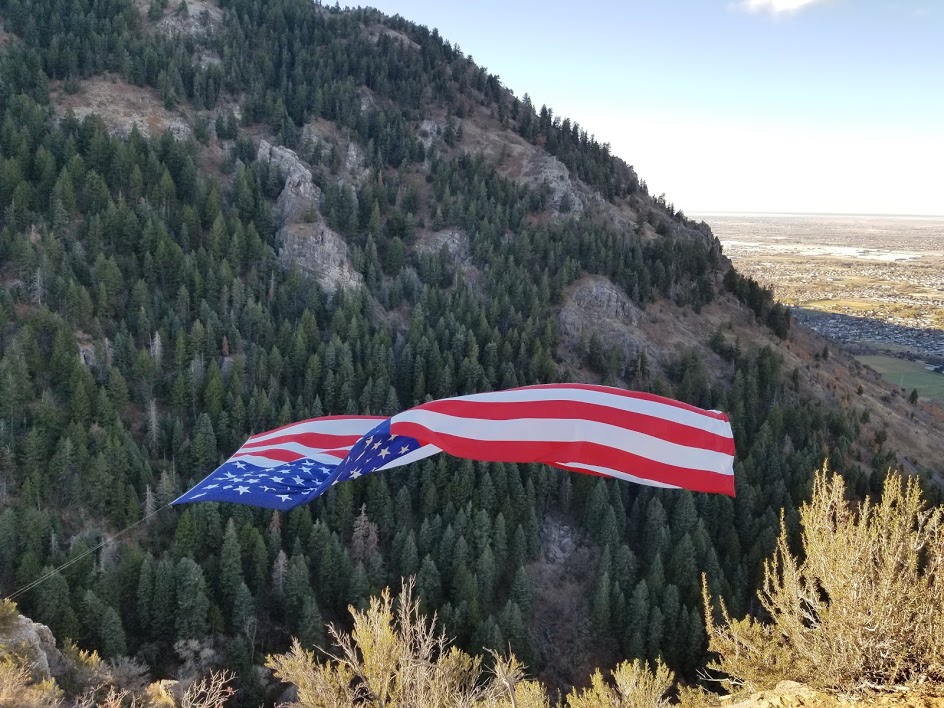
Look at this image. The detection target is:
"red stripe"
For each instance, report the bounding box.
[232,448,304,463]
[414,399,734,455]
[390,422,735,496]
[246,416,385,443]
[505,384,730,421]
[240,431,364,452]
[553,461,735,497]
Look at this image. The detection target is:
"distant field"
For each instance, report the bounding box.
[856,355,944,403]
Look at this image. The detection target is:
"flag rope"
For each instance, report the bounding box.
[4,503,172,603]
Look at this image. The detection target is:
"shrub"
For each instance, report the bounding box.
[703,466,944,695]
[566,658,674,708]
[268,578,680,707]
[267,579,548,707]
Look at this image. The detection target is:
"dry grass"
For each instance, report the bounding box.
[703,466,944,696]
[0,657,64,708]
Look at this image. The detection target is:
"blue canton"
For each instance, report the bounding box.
[331,420,423,485]
[172,457,339,510]
[173,421,425,510]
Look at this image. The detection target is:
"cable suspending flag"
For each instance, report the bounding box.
[172,384,735,510]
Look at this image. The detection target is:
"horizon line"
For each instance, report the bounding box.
[690,210,944,219]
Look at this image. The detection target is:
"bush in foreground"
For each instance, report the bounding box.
[268,579,674,707]
[703,467,944,695]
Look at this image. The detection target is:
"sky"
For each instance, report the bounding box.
[355,0,944,216]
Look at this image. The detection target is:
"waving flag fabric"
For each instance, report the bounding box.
[171,416,439,510]
[173,384,735,510]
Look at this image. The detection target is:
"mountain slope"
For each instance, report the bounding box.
[0,0,941,700]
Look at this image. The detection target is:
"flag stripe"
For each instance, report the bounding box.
[416,399,734,455]
[235,441,350,461]
[390,410,734,474]
[247,416,386,444]
[241,431,368,451]
[445,385,732,434]
[391,422,735,495]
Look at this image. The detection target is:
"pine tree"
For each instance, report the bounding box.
[297,594,324,648]
[232,581,255,637]
[175,558,209,640]
[509,566,532,616]
[152,557,176,642]
[219,519,243,610]
[100,606,128,658]
[417,555,442,608]
[284,554,311,616]
[35,568,79,640]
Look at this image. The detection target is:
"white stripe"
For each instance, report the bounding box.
[236,441,349,461]
[444,387,732,439]
[559,461,681,490]
[377,445,442,471]
[223,454,287,468]
[246,418,382,445]
[232,450,345,466]
[391,409,734,475]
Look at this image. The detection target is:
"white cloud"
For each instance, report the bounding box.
[735,0,827,14]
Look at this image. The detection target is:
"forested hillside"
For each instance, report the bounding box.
[0,0,941,702]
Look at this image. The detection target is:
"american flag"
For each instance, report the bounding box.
[385,384,735,496]
[171,416,439,510]
[173,384,734,510]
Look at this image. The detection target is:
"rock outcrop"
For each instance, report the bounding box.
[302,121,369,189]
[153,0,222,38]
[277,222,362,294]
[558,275,641,356]
[257,140,323,226]
[257,140,360,294]
[1,613,67,681]
[459,118,585,218]
[416,228,469,261]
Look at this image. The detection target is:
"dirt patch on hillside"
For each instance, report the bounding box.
[52,76,191,139]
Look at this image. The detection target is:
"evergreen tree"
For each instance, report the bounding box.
[175,558,210,640]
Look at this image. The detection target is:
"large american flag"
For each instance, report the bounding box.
[173,384,735,510]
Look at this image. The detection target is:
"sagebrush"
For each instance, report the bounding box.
[703,467,944,694]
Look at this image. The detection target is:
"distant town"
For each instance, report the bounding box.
[702,213,944,390]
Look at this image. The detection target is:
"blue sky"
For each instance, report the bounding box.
[356,0,943,215]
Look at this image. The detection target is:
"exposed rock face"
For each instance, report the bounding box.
[259,139,362,294]
[416,228,468,261]
[1,614,67,681]
[418,119,442,151]
[459,119,585,218]
[257,140,322,226]
[149,0,222,38]
[302,122,369,188]
[521,150,584,218]
[278,222,362,294]
[558,275,641,355]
